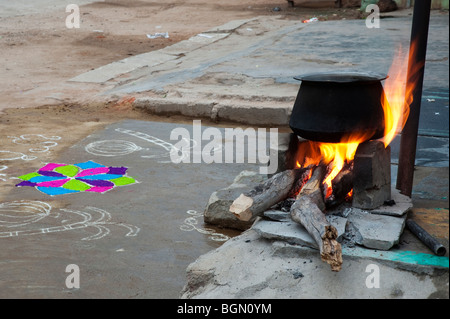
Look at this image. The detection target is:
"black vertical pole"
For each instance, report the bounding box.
[396,0,432,197]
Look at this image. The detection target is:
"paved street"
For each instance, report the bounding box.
[0,1,448,298]
[1,120,259,298]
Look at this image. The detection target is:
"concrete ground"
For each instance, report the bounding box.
[0,2,448,299]
[0,120,259,298]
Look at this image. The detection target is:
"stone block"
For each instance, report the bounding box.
[353,140,391,210]
[252,219,319,249]
[345,208,407,250]
[252,214,348,249]
[263,209,290,222]
[370,188,413,217]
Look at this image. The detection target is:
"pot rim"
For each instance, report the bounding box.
[293,71,388,83]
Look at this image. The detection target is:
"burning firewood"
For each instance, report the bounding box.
[230,161,346,272]
[230,167,313,222]
[290,195,343,272]
[296,164,326,211]
[325,161,354,208]
[289,163,343,271]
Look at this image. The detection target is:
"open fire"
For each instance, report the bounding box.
[292,40,420,202]
[229,41,422,272]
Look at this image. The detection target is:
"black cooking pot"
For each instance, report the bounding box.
[289,72,388,143]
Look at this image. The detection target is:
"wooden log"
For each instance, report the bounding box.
[290,195,343,272]
[297,164,326,211]
[230,167,313,222]
[325,161,354,208]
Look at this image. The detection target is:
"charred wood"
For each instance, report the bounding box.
[325,161,354,208]
[290,194,343,272]
[230,167,313,222]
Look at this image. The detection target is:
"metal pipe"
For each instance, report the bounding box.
[406,219,447,256]
[396,0,432,197]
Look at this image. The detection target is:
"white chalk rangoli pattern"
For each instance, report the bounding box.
[8,134,61,153]
[115,128,222,163]
[0,165,9,182]
[0,150,37,161]
[1,134,62,163]
[0,200,140,241]
[179,210,229,242]
[116,127,192,162]
[0,200,52,228]
[85,140,143,157]
[115,128,173,152]
[83,128,197,163]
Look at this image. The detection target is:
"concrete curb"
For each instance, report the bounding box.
[133,97,293,126]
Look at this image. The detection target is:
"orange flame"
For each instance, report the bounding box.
[380,41,422,147]
[319,140,359,198]
[295,131,374,198]
[346,189,353,200]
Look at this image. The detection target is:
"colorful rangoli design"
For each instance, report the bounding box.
[15,161,138,196]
